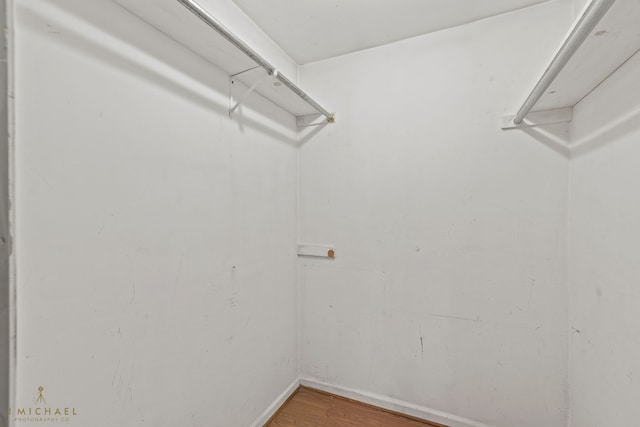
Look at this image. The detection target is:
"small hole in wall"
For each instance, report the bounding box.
[327,249,335,258]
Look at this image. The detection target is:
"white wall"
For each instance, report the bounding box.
[18,0,639,426]
[568,51,640,427]
[297,2,573,427]
[13,1,298,426]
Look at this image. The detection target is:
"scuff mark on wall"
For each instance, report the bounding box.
[111,360,121,387]
[527,279,535,311]
[129,282,136,305]
[426,313,482,323]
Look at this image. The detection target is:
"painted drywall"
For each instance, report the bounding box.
[0,1,10,426]
[568,50,640,427]
[297,2,573,427]
[13,0,298,426]
[231,0,553,64]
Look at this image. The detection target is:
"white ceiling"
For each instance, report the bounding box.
[231,0,554,64]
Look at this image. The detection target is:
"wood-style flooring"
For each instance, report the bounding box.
[265,387,447,427]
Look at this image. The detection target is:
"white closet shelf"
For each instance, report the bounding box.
[113,0,335,124]
[502,0,640,129]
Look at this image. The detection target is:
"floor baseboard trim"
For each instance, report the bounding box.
[250,378,300,427]
[299,377,495,427]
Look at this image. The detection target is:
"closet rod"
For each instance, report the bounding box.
[176,0,335,122]
[513,0,615,125]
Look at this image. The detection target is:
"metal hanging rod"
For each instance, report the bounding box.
[176,0,335,122]
[512,0,615,125]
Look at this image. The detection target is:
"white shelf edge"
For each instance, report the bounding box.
[501,107,573,130]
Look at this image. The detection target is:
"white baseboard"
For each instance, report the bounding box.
[299,377,495,427]
[249,378,300,427]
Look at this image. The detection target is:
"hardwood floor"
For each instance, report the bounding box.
[265,387,448,427]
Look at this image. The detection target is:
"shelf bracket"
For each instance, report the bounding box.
[297,244,336,259]
[296,113,335,127]
[230,66,260,78]
[501,107,573,130]
[229,69,275,118]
